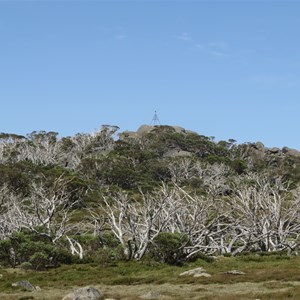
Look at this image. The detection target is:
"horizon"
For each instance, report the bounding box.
[2,121,299,152]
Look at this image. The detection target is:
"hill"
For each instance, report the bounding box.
[1,124,300,269]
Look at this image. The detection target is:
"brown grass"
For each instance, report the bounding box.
[1,282,300,300]
[1,256,300,299]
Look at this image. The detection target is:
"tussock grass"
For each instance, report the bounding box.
[1,256,300,299]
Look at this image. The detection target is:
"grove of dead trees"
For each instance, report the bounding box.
[93,172,300,260]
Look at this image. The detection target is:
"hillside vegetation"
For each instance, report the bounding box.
[1,124,300,270]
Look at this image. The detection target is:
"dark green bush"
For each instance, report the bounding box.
[92,248,122,265]
[193,252,215,263]
[29,252,49,270]
[149,232,189,265]
[99,232,120,248]
[230,159,247,174]
[0,230,74,269]
[51,248,75,265]
[19,262,33,270]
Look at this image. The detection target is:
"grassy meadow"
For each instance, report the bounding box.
[1,254,300,299]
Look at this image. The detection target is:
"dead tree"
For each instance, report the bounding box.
[0,177,81,247]
[225,174,300,254]
[97,185,175,260]
[94,183,225,260]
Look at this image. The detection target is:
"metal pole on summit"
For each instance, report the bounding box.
[150,111,161,126]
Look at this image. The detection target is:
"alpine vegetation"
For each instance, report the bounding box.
[1,125,300,269]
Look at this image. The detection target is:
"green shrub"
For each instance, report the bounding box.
[193,252,215,263]
[0,239,16,267]
[100,232,120,248]
[29,252,49,270]
[0,230,74,269]
[230,159,247,174]
[223,253,232,257]
[19,261,33,270]
[149,232,189,265]
[93,248,118,265]
[51,248,74,265]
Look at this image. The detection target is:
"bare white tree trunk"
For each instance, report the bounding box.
[66,236,84,259]
[0,176,80,244]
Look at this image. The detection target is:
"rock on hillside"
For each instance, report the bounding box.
[62,286,102,300]
[119,124,193,140]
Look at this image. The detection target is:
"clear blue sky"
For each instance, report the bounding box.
[1,1,300,149]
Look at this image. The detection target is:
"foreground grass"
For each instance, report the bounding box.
[1,254,300,299]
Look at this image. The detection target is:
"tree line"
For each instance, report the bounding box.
[1,125,300,269]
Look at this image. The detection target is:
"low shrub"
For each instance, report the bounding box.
[149,232,189,265]
[29,252,49,270]
[19,262,32,270]
[192,252,215,263]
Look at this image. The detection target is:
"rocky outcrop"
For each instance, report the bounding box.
[140,290,162,299]
[268,147,281,154]
[255,142,265,152]
[137,125,156,135]
[62,286,102,300]
[119,125,191,141]
[171,126,186,134]
[282,147,300,157]
[120,125,300,166]
[180,267,211,278]
[119,125,155,140]
[12,280,36,291]
[237,141,300,170]
[249,142,266,160]
[119,130,139,140]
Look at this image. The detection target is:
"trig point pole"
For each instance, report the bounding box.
[150,111,161,126]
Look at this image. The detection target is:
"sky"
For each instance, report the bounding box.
[1,0,300,149]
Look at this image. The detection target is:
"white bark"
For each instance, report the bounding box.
[0,176,79,243]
